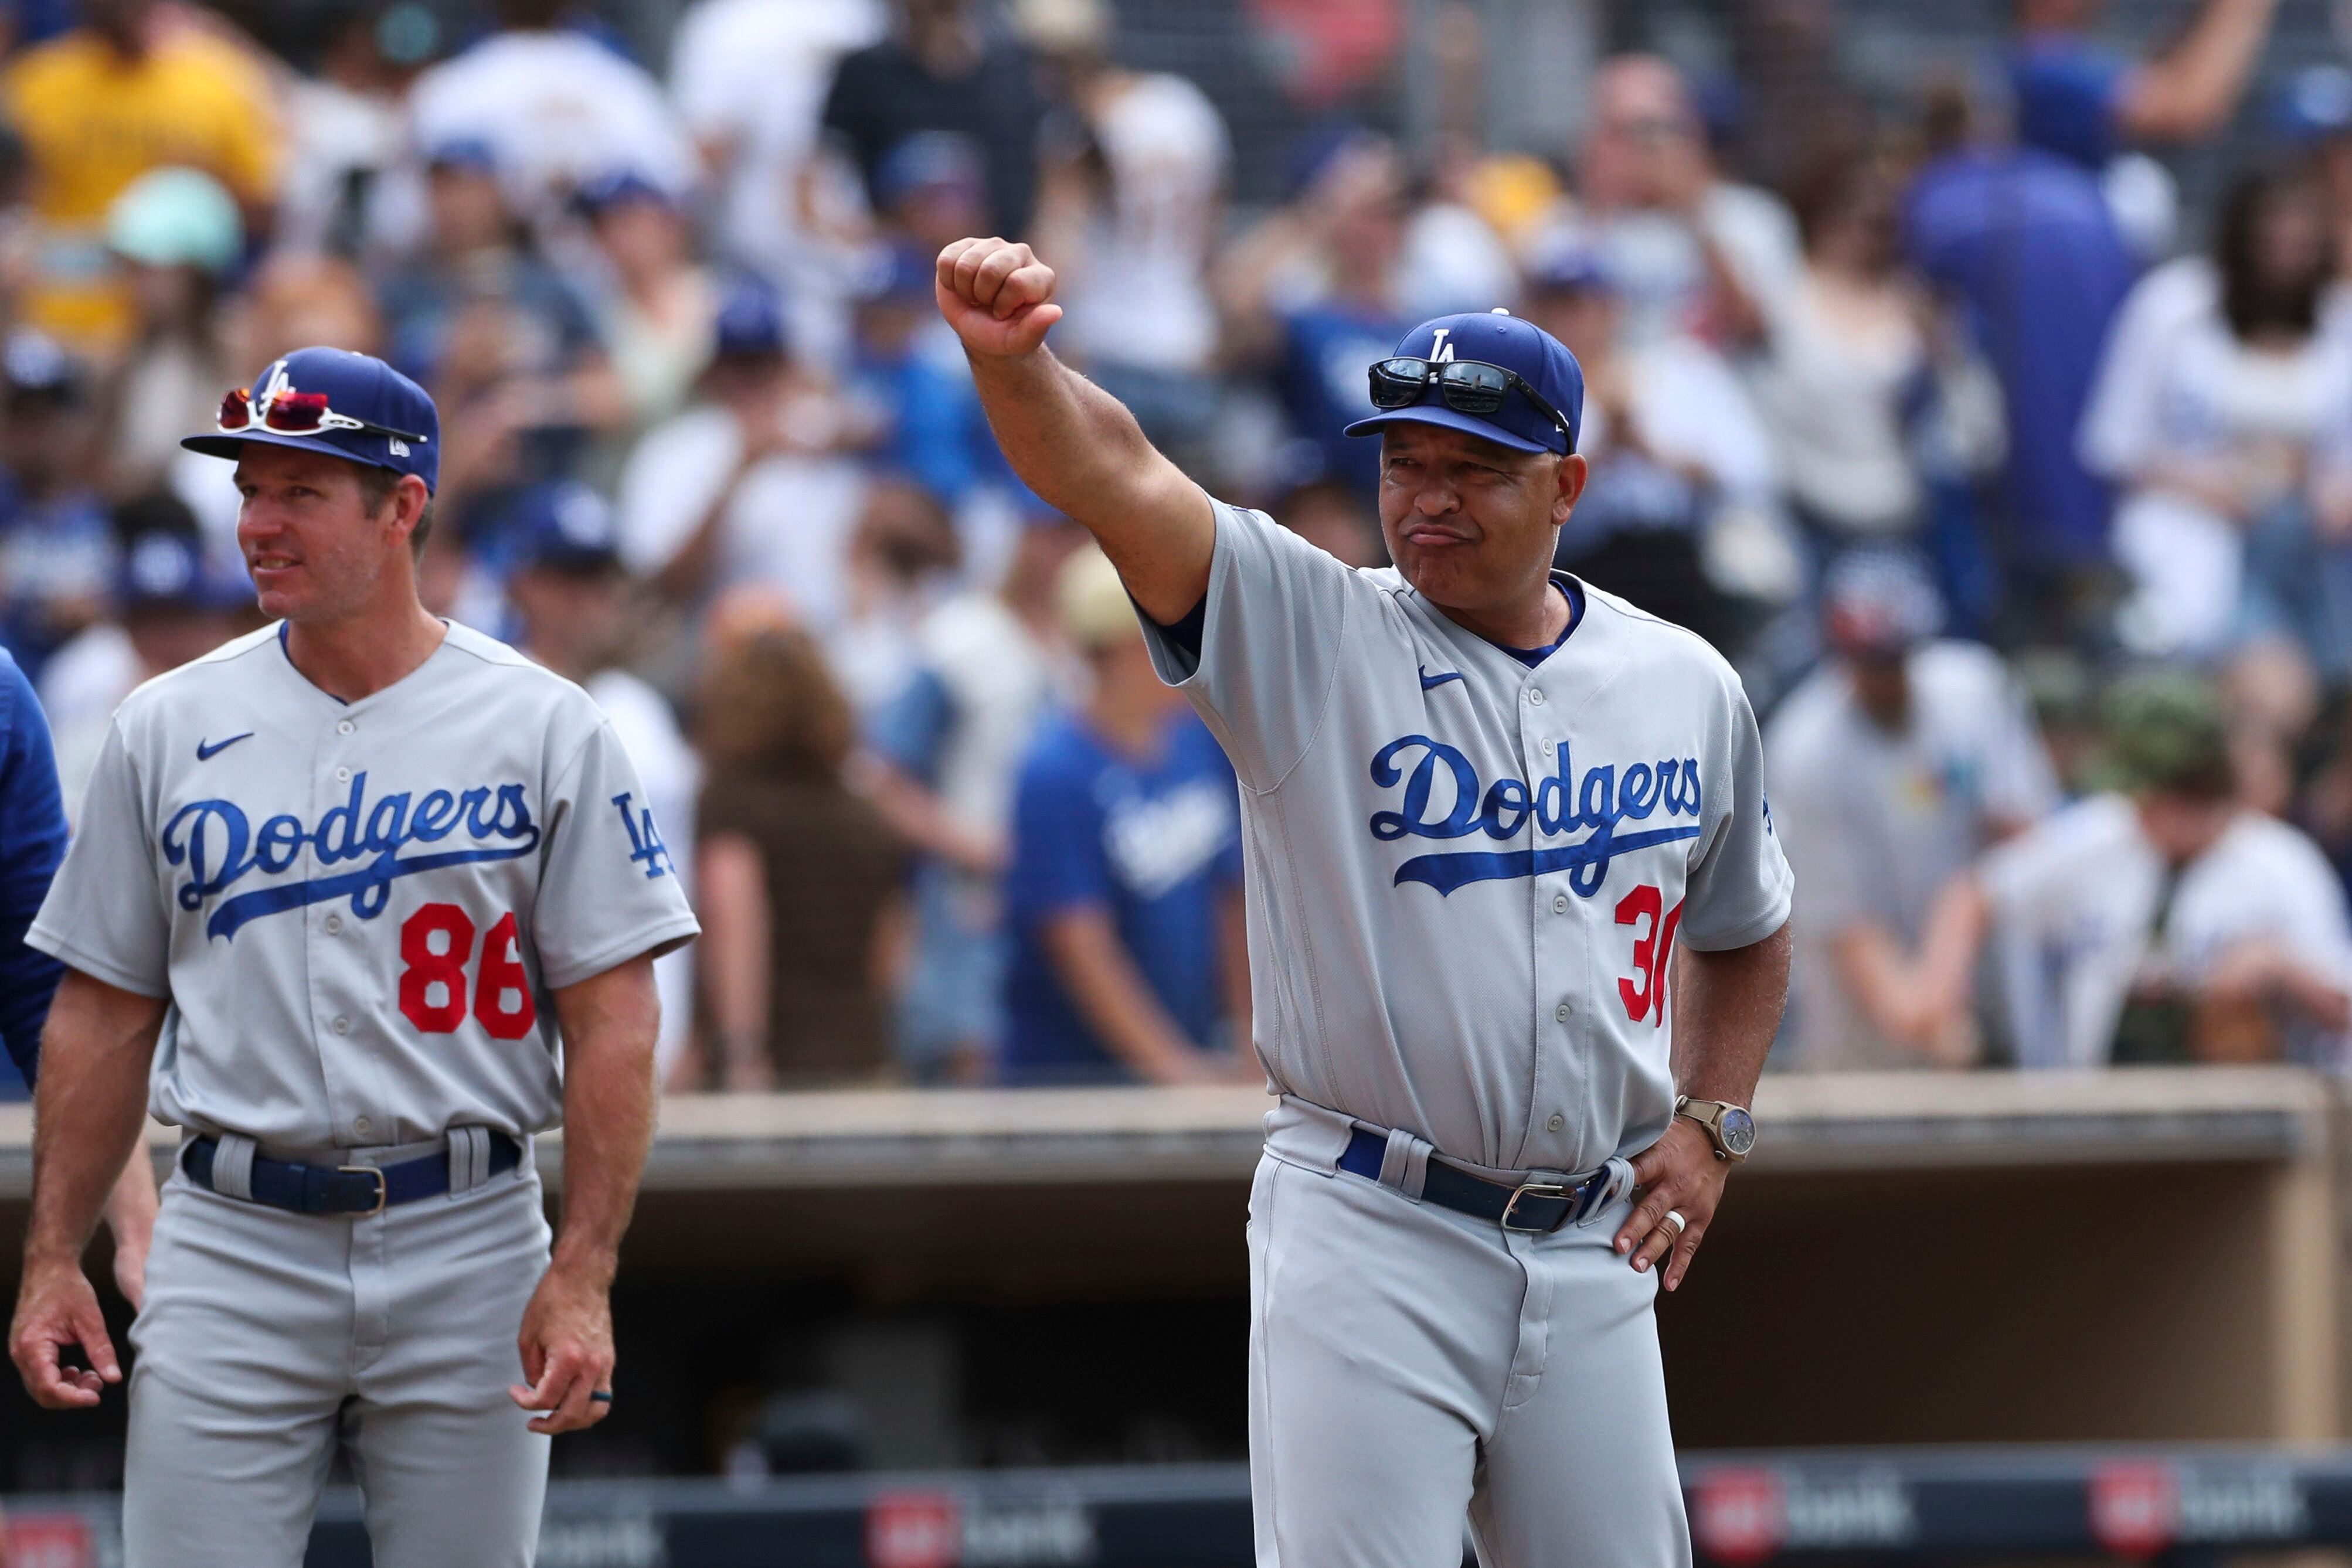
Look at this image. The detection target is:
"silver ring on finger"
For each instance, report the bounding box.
[1661,1209,1687,1237]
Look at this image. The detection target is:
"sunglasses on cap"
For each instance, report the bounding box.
[1367,357,1572,445]
[215,385,430,446]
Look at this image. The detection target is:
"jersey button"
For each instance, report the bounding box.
[1527,688,1546,706]
[353,1117,372,1138]
[325,914,342,935]
[1539,737,1555,756]
[335,766,352,783]
[1551,893,1568,914]
[332,1015,351,1035]
[1547,1113,1564,1132]
[1554,1001,1572,1023]
[337,720,355,736]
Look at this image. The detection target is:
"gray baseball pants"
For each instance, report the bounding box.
[122,1135,552,1568]
[1249,1098,1690,1568]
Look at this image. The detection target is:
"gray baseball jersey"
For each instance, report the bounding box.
[1141,499,1792,1173]
[28,620,700,1151]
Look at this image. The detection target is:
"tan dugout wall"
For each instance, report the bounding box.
[0,1066,2341,1446]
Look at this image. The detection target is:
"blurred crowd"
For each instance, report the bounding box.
[4,0,2352,1091]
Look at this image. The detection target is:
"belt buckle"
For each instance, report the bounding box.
[338,1165,388,1217]
[1500,1180,1573,1233]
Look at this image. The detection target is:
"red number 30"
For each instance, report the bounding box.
[1616,883,1684,1028]
[397,903,538,1039]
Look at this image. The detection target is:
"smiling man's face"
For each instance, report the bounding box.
[233,445,414,624]
[1375,423,1586,620]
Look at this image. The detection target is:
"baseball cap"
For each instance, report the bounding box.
[118,528,249,614]
[1341,309,1585,455]
[1820,549,1942,658]
[181,346,440,492]
[873,131,985,212]
[1057,544,1138,651]
[508,479,623,575]
[2090,669,2231,797]
[107,166,243,274]
[1522,227,1616,297]
[2275,65,2352,142]
[573,168,671,217]
[424,135,499,176]
[2,326,81,402]
[713,277,788,360]
[858,242,937,307]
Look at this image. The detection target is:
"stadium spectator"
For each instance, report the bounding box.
[695,625,909,1089]
[400,0,696,232]
[2088,162,2352,821]
[1000,546,1248,1086]
[40,492,246,812]
[1905,77,2137,641]
[0,327,109,681]
[219,247,385,375]
[502,479,702,1087]
[1570,53,1801,353]
[819,0,1052,243]
[615,277,869,627]
[1518,230,1783,651]
[97,166,242,498]
[1919,670,2352,1069]
[1218,131,1416,499]
[2280,65,2352,282]
[1,0,278,351]
[377,137,626,534]
[667,0,881,319]
[865,510,1085,1081]
[1766,553,2058,1070]
[846,241,999,512]
[274,0,419,259]
[1024,0,1229,472]
[1753,147,2004,562]
[826,473,962,713]
[1269,475,1381,568]
[572,170,718,438]
[2008,0,2276,175]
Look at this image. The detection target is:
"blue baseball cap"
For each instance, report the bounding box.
[118,528,250,614]
[1522,227,1616,297]
[573,167,671,217]
[1821,547,1942,655]
[181,346,440,492]
[714,276,788,359]
[507,479,623,574]
[1341,309,1584,455]
[2276,65,2352,142]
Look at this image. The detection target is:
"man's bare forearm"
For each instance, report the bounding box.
[939,239,1211,621]
[966,348,1211,618]
[2121,0,2278,143]
[26,973,166,1268]
[1671,922,1792,1105]
[548,958,661,1287]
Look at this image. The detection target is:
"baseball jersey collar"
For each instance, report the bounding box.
[273,618,458,712]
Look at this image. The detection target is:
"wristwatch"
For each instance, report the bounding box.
[1675,1096,1756,1162]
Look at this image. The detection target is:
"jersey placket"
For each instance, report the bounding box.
[311,704,389,1149]
[1517,669,1589,1174]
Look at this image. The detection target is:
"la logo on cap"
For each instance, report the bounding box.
[1429,327,1457,362]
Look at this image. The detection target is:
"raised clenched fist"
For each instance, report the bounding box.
[934,237,1063,359]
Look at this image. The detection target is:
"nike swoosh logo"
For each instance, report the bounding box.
[196,733,254,761]
[1418,668,1464,691]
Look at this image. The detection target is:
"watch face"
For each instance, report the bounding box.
[1719,1107,1757,1156]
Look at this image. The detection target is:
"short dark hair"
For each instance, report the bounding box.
[353,462,434,561]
